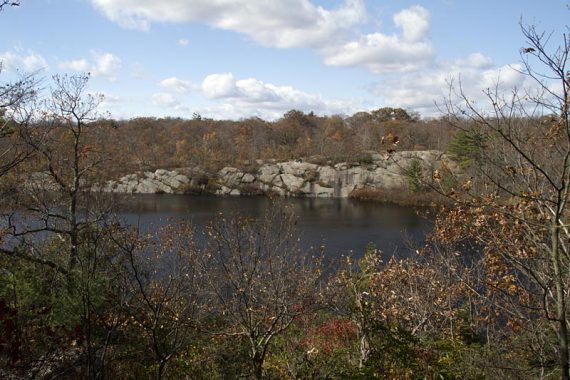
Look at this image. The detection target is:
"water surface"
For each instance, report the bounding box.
[115,195,432,258]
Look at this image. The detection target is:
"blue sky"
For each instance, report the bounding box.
[0,0,567,120]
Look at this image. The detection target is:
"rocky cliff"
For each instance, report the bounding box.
[90,150,455,198]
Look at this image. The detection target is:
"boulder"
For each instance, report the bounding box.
[125,181,138,193]
[158,172,190,189]
[280,174,305,192]
[218,186,232,195]
[155,169,169,176]
[334,163,349,171]
[120,173,138,182]
[258,164,280,184]
[313,183,334,197]
[218,167,245,187]
[270,186,286,196]
[340,184,357,198]
[103,180,117,193]
[26,172,60,192]
[135,179,173,194]
[114,183,128,193]
[278,161,318,177]
[317,166,337,186]
[135,179,159,194]
[241,173,256,183]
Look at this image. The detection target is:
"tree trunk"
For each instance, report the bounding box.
[359,333,371,368]
[551,223,569,380]
[252,351,264,380]
[156,360,167,380]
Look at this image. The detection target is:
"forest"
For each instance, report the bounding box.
[5,105,452,180]
[1,2,570,379]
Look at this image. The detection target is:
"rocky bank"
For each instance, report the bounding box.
[89,150,456,198]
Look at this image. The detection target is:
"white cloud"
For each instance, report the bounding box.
[376,54,529,116]
[90,2,443,75]
[393,6,430,43]
[456,53,494,69]
[59,51,121,81]
[159,77,196,93]
[202,73,238,99]
[322,33,433,73]
[90,0,366,48]
[0,50,49,72]
[177,39,190,46]
[92,52,121,79]
[151,92,180,108]
[59,58,90,72]
[481,64,525,90]
[322,6,433,73]
[198,72,366,120]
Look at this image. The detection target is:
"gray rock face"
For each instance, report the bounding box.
[258,164,280,184]
[279,173,305,192]
[92,150,453,198]
[25,172,61,192]
[278,161,318,177]
[94,169,191,194]
[241,173,256,183]
[313,183,335,197]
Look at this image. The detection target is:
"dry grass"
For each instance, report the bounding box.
[349,187,450,207]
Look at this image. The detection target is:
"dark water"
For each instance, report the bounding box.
[114,195,433,258]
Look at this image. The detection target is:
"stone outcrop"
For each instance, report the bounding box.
[213,150,453,198]
[95,169,191,194]
[30,150,455,198]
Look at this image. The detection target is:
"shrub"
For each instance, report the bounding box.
[404,157,423,192]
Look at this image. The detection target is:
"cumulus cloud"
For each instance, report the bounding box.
[456,53,494,69]
[91,52,121,79]
[177,39,190,46]
[0,50,49,72]
[201,73,238,99]
[322,33,433,73]
[59,51,121,81]
[90,2,442,75]
[322,6,433,73]
[59,58,90,72]
[151,92,180,108]
[198,72,366,120]
[393,6,430,43]
[159,77,196,93]
[90,0,366,48]
[376,54,528,116]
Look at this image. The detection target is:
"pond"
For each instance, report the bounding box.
[114,194,433,259]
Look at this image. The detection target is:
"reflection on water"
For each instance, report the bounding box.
[114,195,433,258]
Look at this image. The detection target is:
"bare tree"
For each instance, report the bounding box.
[200,203,323,379]
[112,223,206,380]
[0,73,38,178]
[0,74,121,379]
[437,19,570,379]
[4,74,109,271]
[0,1,19,11]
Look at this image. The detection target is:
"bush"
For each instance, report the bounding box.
[405,158,423,192]
[447,130,485,169]
[356,153,374,165]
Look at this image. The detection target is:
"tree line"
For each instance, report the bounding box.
[58,107,453,179]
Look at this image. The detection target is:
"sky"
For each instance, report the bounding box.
[0,0,567,120]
